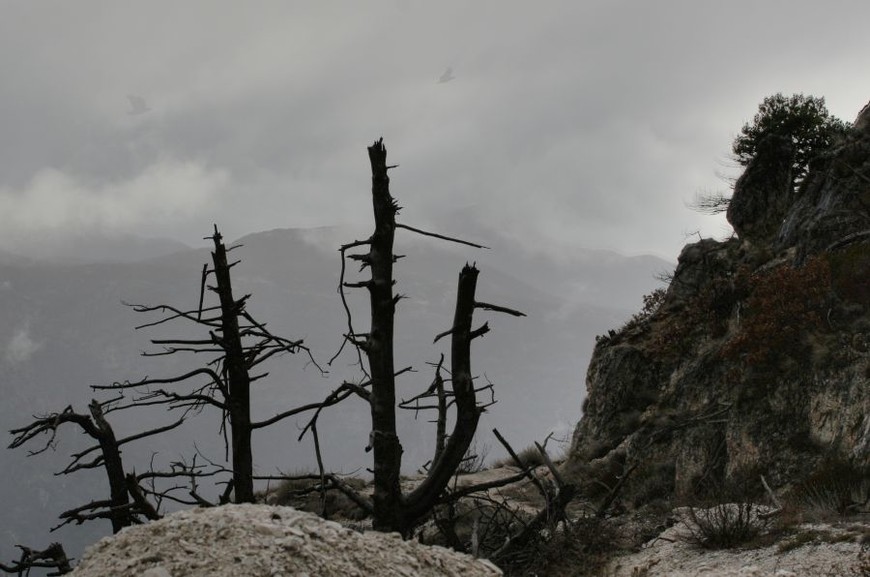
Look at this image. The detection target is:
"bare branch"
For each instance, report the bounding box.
[91,367,225,395]
[396,223,490,249]
[493,428,548,497]
[115,417,185,448]
[0,543,72,576]
[438,469,530,502]
[474,301,526,317]
[126,302,223,330]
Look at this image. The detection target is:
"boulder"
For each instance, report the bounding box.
[727,134,794,243]
[70,504,503,577]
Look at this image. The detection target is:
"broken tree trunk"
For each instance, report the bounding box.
[87,400,132,533]
[330,138,523,535]
[405,264,484,525]
[210,228,255,503]
[366,139,405,532]
[5,399,171,533]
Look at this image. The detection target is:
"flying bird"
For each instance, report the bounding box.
[126,94,151,116]
[437,67,455,84]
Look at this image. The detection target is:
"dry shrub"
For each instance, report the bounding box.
[491,444,547,470]
[785,458,870,520]
[495,517,619,577]
[617,287,667,335]
[681,502,771,550]
[266,474,368,521]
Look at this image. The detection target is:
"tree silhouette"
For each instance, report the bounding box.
[309,138,525,534]
[9,398,173,533]
[93,227,322,504]
[732,93,849,186]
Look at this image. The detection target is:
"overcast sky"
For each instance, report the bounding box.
[2,1,869,260]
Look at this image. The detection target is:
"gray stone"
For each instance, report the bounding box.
[565,100,870,504]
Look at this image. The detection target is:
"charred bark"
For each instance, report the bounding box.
[405,265,483,525]
[0,543,72,576]
[209,228,255,503]
[365,138,405,531]
[87,400,132,533]
[8,399,178,533]
[92,226,321,506]
[331,139,524,535]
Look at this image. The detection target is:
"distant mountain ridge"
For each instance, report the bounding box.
[0,231,192,264]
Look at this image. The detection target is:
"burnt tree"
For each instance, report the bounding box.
[94,227,321,504]
[319,138,524,534]
[8,398,178,532]
[0,542,72,576]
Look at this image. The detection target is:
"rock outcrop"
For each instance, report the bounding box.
[71,504,503,577]
[727,134,794,244]
[564,102,870,505]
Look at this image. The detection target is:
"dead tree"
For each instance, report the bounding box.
[93,227,322,504]
[8,398,180,533]
[0,542,72,576]
[317,138,524,534]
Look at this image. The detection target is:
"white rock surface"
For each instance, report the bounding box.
[605,514,868,577]
[70,504,503,577]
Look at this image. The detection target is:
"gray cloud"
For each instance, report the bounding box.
[2,1,869,258]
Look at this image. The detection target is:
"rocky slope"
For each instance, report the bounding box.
[564,102,870,506]
[605,508,868,577]
[70,504,503,577]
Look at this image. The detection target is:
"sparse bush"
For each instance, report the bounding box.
[775,528,859,554]
[514,445,547,469]
[266,474,368,521]
[776,529,823,554]
[618,287,667,334]
[786,459,870,520]
[491,444,547,470]
[495,516,619,577]
[681,502,771,550]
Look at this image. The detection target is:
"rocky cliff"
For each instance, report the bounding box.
[564,102,870,506]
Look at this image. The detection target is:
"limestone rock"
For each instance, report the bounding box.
[565,100,870,505]
[70,504,503,577]
[727,134,794,243]
[777,133,870,258]
[854,99,870,133]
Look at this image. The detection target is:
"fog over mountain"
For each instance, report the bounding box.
[0,226,668,561]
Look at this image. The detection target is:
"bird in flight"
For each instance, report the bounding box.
[126,94,151,115]
[437,67,455,84]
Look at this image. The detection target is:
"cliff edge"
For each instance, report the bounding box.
[564,101,870,506]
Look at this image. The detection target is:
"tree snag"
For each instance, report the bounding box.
[93,226,322,505]
[329,138,524,535]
